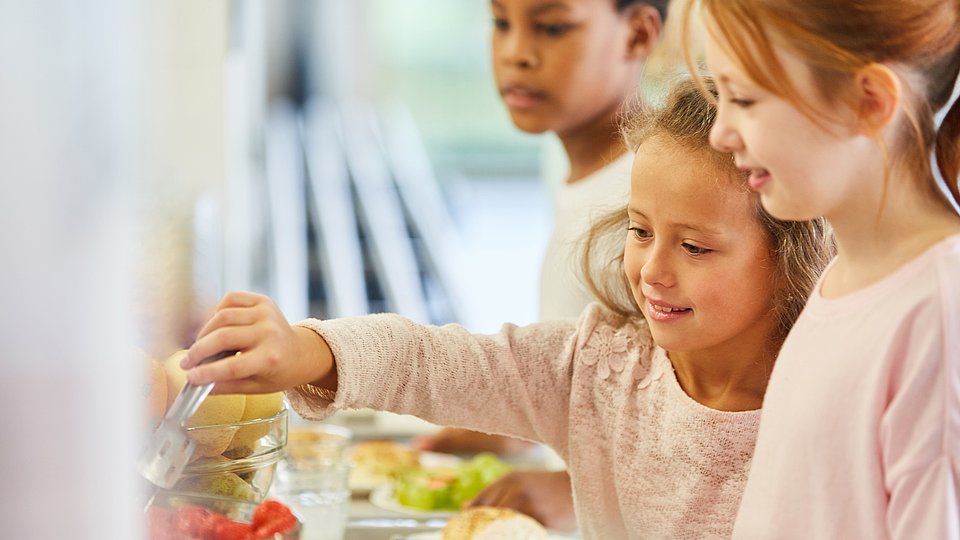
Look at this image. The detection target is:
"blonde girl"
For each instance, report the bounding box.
[181,79,831,539]
[419,1,667,528]
[683,0,960,537]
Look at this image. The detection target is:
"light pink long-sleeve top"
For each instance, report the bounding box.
[732,235,960,539]
[290,304,761,540]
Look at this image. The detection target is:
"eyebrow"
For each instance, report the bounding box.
[713,73,738,90]
[627,207,725,237]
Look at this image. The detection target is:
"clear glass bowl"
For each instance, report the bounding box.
[147,490,301,539]
[171,408,288,502]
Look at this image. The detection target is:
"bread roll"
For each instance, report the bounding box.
[442,507,548,540]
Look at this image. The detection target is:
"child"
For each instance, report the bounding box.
[419,0,669,529]
[490,0,666,320]
[682,0,960,537]
[182,78,832,539]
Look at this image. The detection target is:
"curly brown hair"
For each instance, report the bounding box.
[581,76,834,342]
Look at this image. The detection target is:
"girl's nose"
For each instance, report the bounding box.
[640,247,675,288]
[500,32,538,69]
[709,111,743,153]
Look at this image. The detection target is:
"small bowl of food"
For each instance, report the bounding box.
[152,349,289,502]
[348,440,421,494]
[146,491,301,539]
[172,407,288,502]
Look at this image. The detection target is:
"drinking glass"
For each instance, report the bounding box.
[272,461,351,540]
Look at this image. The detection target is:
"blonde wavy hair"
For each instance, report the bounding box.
[581,77,834,342]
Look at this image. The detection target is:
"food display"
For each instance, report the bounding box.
[147,349,289,501]
[441,507,547,540]
[392,453,512,511]
[284,423,353,465]
[348,440,421,490]
[163,350,249,458]
[147,492,300,540]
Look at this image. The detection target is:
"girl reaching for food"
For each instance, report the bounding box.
[181,78,832,539]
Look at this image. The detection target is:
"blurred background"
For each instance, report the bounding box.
[140,0,557,363]
[0,2,556,538]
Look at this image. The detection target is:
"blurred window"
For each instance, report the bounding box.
[365,0,540,180]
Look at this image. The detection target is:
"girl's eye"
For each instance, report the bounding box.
[682,243,712,256]
[729,97,754,108]
[536,23,572,36]
[493,18,509,31]
[627,227,651,240]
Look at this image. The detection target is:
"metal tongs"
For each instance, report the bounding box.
[138,350,235,489]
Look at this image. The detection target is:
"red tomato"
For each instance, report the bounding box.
[212,518,254,540]
[251,500,298,537]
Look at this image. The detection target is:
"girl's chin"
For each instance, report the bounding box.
[506,113,553,134]
[759,194,820,222]
[646,329,684,352]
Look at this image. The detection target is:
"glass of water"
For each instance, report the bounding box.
[271,461,351,540]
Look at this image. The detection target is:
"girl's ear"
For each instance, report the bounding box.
[624,4,662,60]
[854,63,901,134]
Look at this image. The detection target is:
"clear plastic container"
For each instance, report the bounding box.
[172,408,288,501]
[146,490,301,539]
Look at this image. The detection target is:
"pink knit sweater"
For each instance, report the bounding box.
[290,303,761,539]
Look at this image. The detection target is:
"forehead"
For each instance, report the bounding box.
[703,33,736,80]
[491,0,614,13]
[703,28,769,91]
[705,24,824,101]
[629,137,754,224]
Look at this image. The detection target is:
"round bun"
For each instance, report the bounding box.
[442,507,547,540]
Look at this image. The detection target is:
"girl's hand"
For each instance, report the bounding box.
[180,291,334,395]
[465,470,578,532]
[413,427,537,457]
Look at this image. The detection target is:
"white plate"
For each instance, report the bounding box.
[394,531,577,539]
[349,470,389,495]
[369,485,459,519]
[349,450,462,495]
[417,451,463,469]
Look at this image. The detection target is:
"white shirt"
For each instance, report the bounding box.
[539,152,633,320]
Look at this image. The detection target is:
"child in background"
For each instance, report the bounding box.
[495,0,665,320]
[684,0,960,537]
[417,0,668,529]
[182,78,832,539]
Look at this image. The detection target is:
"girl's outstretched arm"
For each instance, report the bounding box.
[180,291,338,395]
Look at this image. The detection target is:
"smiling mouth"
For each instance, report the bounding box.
[651,304,691,314]
[745,167,771,190]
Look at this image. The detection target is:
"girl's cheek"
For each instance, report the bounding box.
[623,254,642,284]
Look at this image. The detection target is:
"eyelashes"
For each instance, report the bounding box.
[627,227,713,256]
[491,18,574,37]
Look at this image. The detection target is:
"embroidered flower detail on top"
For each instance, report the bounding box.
[580,325,632,379]
[635,347,670,389]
